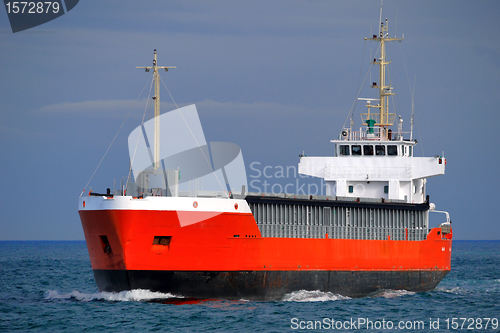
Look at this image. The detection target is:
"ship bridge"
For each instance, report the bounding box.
[298,138,446,204]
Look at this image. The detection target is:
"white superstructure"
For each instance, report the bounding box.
[299,140,445,203]
[298,15,446,204]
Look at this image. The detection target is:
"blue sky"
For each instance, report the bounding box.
[0,0,499,240]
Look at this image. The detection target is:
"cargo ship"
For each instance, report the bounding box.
[79,13,452,300]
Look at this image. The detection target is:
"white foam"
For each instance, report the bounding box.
[45,289,181,302]
[436,286,462,294]
[282,290,350,302]
[372,289,416,298]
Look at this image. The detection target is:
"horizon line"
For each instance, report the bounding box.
[1,239,499,242]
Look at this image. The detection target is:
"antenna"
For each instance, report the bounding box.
[378,0,383,37]
[410,75,416,141]
[350,117,354,136]
[136,50,176,169]
[357,98,380,101]
[398,115,403,140]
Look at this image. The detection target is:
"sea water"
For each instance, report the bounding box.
[0,241,498,332]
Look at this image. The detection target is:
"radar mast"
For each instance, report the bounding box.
[363,10,403,140]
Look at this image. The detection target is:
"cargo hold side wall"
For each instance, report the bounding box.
[246,195,429,240]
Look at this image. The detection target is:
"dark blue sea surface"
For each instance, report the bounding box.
[0,241,498,332]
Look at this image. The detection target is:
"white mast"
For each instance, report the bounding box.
[410,76,416,141]
[137,49,176,169]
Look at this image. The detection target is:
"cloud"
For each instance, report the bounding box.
[38,98,333,119]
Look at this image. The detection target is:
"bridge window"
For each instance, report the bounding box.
[348,185,354,193]
[387,145,398,156]
[339,145,350,156]
[375,145,385,156]
[351,145,362,155]
[409,146,413,156]
[363,145,374,155]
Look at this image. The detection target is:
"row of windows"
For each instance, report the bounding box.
[339,144,412,156]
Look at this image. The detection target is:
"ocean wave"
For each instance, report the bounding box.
[45,289,181,302]
[371,289,416,298]
[435,286,462,294]
[282,290,350,302]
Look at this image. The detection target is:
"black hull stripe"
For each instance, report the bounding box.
[93,270,448,300]
[244,195,430,211]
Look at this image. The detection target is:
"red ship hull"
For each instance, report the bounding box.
[79,199,452,299]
